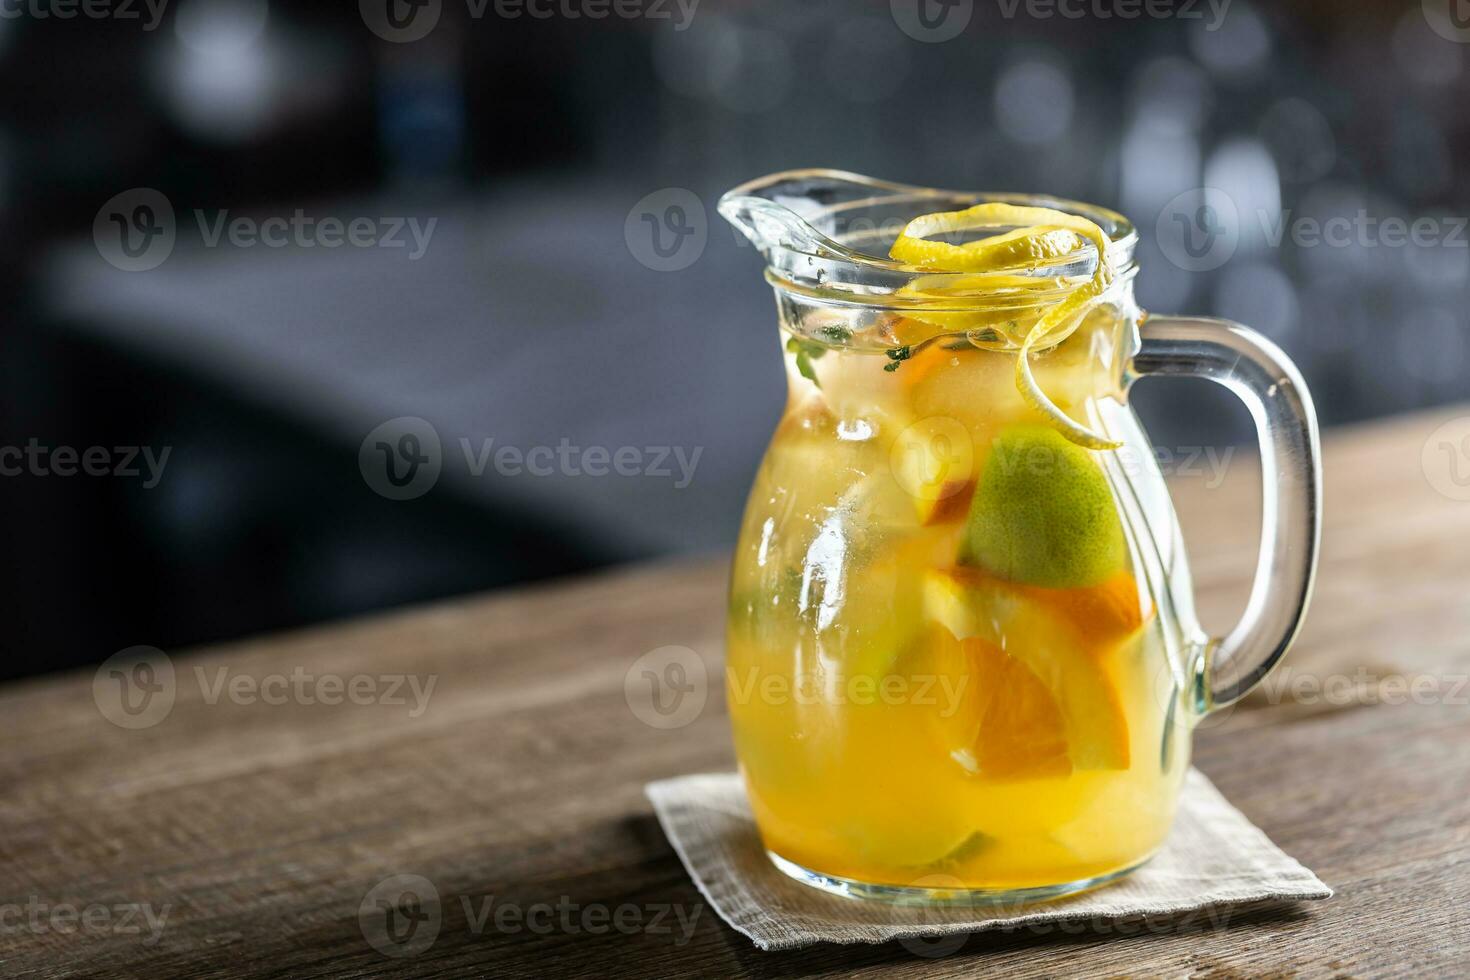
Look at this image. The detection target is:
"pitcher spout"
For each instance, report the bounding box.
[718,169,945,261]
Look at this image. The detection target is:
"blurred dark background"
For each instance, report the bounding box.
[1,0,1466,679]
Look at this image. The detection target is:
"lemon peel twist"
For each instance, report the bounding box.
[890,203,1121,450]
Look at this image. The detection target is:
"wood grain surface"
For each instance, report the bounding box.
[2,408,1469,978]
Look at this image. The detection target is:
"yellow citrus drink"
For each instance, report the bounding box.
[721,178,1320,902]
[727,305,1190,895]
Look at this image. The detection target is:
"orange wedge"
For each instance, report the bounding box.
[923,567,1131,772]
[1013,569,1149,649]
[926,628,1072,780]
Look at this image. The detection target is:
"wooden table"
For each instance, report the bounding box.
[3,409,1469,978]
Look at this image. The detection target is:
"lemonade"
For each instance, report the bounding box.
[725,197,1196,896]
[727,315,1189,894]
[721,171,1321,903]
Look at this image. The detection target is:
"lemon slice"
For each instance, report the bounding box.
[890,222,1084,272]
[889,202,1120,450]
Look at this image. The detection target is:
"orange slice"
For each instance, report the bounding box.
[1013,569,1149,650]
[923,567,1131,772]
[926,628,1072,780]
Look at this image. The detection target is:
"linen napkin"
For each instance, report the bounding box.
[646,768,1329,951]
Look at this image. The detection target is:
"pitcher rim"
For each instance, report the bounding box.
[719,168,1139,312]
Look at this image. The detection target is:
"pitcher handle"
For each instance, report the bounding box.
[1128,315,1323,712]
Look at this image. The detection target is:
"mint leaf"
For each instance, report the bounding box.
[817,324,854,343]
[785,337,827,388]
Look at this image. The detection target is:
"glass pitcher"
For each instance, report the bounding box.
[719,170,1321,905]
